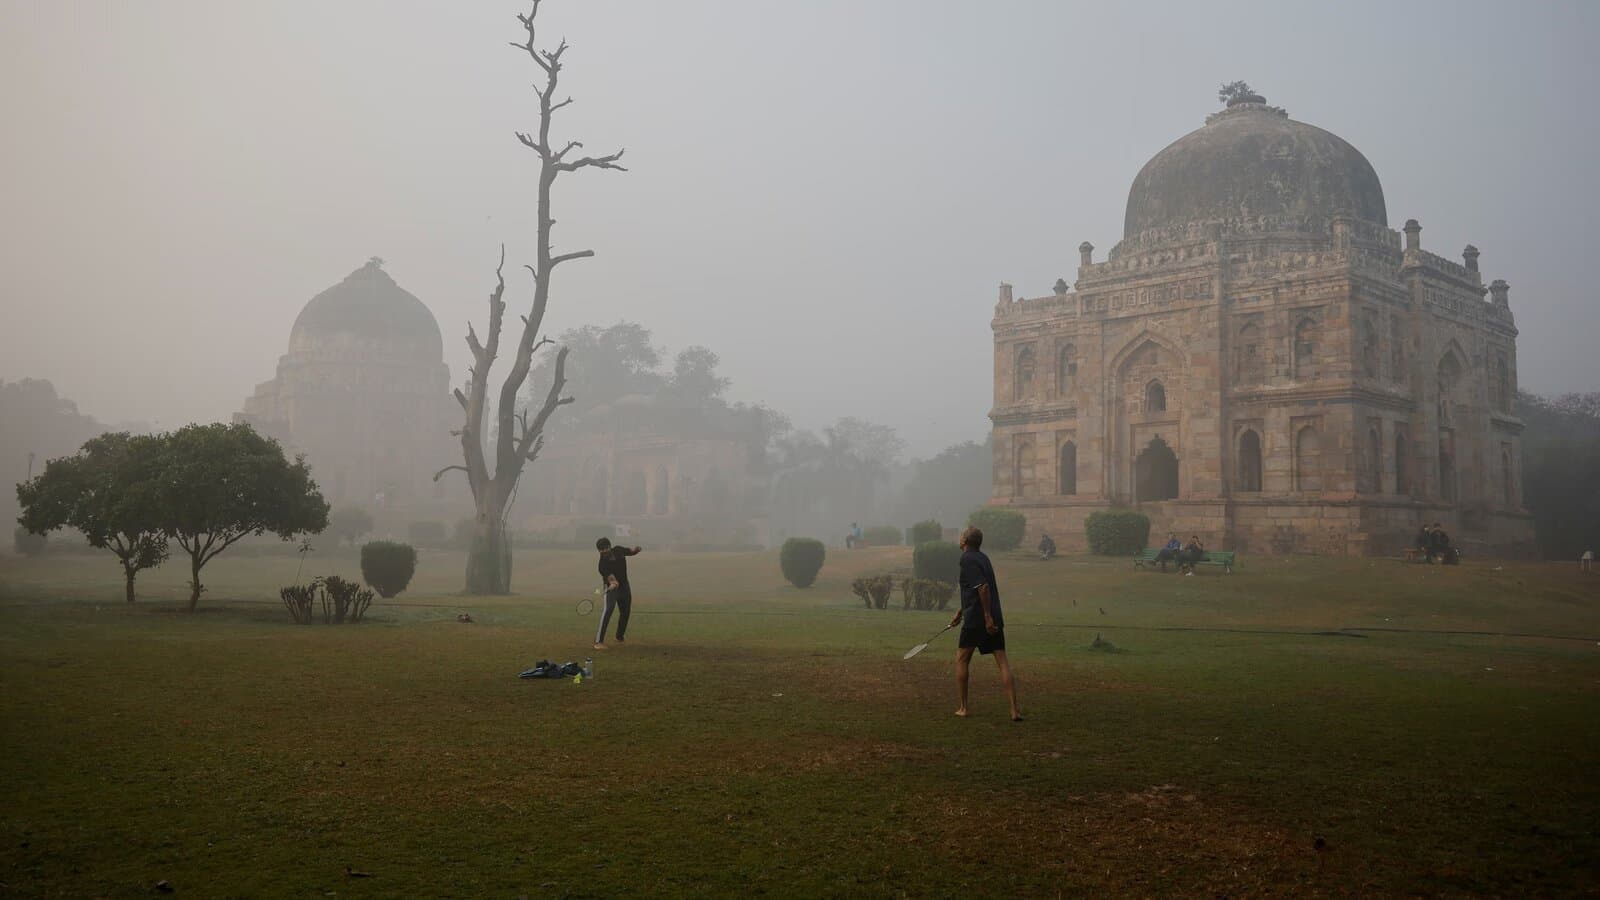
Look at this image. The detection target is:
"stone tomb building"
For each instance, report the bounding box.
[237,259,460,519]
[990,93,1533,555]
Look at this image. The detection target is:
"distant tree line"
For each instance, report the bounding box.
[1517,391,1600,560]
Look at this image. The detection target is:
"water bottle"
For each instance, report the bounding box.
[583,657,594,679]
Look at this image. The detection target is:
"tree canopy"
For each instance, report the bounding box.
[153,423,329,611]
[15,432,169,603]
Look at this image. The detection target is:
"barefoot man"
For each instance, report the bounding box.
[950,527,1022,721]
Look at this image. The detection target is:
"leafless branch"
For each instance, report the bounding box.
[556,148,627,173]
[548,249,595,267]
[432,465,470,482]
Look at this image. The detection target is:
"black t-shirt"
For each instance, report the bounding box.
[598,548,637,592]
[957,549,1002,631]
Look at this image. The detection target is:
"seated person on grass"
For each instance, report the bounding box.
[1415,524,1434,562]
[1037,532,1057,560]
[1154,533,1181,572]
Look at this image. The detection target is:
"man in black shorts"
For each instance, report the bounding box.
[948,527,1022,721]
[594,538,642,649]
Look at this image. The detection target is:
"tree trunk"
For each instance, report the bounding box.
[187,554,204,612]
[464,505,512,595]
[123,565,136,604]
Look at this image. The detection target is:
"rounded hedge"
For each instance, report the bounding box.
[913,540,961,584]
[910,519,942,546]
[967,507,1026,552]
[862,525,902,547]
[779,537,826,588]
[1084,510,1151,556]
[361,541,418,598]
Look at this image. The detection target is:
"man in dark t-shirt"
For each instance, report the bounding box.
[948,527,1022,721]
[594,538,642,649]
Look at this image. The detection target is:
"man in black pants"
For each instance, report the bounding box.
[949,527,1022,722]
[594,538,642,650]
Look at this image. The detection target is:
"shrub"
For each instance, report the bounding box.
[361,541,417,598]
[1085,510,1151,556]
[967,508,1026,551]
[910,519,942,546]
[322,575,375,624]
[407,521,447,547]
[280,583,317,624]
[779,538,826,588]
[913,540,961,584]
[850,574,894,609]
[13,525,47,557]
[862,526,902,547]
[899,577,955,611]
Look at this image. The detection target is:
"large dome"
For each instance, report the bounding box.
[1123,96,1386,238]
[288,259,444,362]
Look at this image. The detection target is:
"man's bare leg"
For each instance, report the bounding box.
[993,650,1022,721]
[955,646,974,716]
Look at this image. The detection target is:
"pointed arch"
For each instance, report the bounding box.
[1013,344,1036,402]
[1394,425,1411,495]
[1107,328,1188,376]
[1437,346,1465,426]
[1145,380,1167,413]
[1135,435,1179,502]
[1235,322,1263,385]
[1361,314,1380,379]
[1237,429,1262,493]
[1058,440,1077,495]
[1056,342,1077,394]
[1294,425,1322,492]
[1293,318,1319,380]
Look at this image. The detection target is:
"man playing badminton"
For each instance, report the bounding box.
[949,527,1022,721]
[594,538,642,650]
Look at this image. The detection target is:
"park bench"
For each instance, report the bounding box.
[1134,548,1237,574]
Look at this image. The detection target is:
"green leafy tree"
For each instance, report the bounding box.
[154,423,329,611]
[16,432,168,603]
[1217,80,1256,104]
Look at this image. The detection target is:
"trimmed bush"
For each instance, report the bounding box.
[361,541,418,598]
[850,574,894,609]
[1085,510,1151,556]
[779,538,826,588]
[910,519,942,546]
[967,507,1026,552]
[407,521,447,547]
[899,577,955,611]
[862,526,902,547]
[13,525,47,557]
[913,540,961,584]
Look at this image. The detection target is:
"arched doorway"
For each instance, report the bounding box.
[1058,441,1077,495]
[1135,436,1179,502]
[1439,448,1456,502]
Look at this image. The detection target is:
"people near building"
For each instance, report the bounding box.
[1582,549,1594,573]
[1155,533,1182,572]
[1429,523,1458,565]
[1415,524,1434,562]
[1180,535,1206,575]
[1037,532,1057,560]
[949,527,1021,722]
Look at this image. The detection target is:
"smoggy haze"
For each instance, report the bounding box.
[1,0,1596,455]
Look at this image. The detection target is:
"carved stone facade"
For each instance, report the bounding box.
[991,95,1533,556]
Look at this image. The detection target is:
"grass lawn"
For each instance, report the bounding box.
[1,545,1597,897]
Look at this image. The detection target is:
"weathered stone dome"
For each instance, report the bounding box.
[288,259,444,361]
[1123,96,1387,237]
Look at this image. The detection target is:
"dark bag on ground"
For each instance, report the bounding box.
[518,659,583,679]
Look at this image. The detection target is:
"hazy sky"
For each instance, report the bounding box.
[2,1,1596,455]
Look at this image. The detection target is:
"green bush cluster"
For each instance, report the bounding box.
[900,577,954,611]
[913,540,961,584]
[910,520,942,546]
[280,575,377,625]
[966,508,1026,552]
[1085,510,1151,556]
[862,526,902,547]
[850,575,894,609]
[361,541,418,598]
[779,538,826,588]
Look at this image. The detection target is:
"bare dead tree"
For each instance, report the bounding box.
[438,0,626,594]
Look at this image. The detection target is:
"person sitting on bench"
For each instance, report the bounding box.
[1415,524,1434,562]
[1179,535,1206,575]
[1037,532,1057,561]
[1430,523,1458,565]
[1154,533,1181,572]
